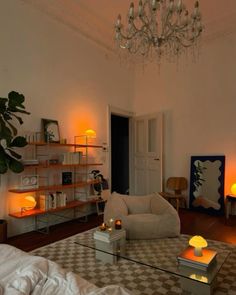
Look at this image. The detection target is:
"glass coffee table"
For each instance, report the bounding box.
[74,228,230,295]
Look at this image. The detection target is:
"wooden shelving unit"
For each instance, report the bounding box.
[8,138,104,233]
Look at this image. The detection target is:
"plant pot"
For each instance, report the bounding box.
[0,219,7,243]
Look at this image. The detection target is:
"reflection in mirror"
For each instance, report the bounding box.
[189,156,225,215]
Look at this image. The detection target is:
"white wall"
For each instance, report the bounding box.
[2,1,235,236]
[133,32,236,198]
[0,1,134,236]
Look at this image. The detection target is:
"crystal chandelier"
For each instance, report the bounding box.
[115,0,203,63]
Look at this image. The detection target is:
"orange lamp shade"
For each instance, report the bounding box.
[85,129,96,138]
[22,196,37,210]
[231,183,236,195]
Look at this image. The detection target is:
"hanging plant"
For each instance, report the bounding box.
[0,91,30,174]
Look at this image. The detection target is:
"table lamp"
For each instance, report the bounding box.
[230,183,236,195]
[21,196,37,212]
[189,235,208,257]
[85,129,96,144]
[85,129,96,138]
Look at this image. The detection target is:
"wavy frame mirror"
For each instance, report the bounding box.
[189,155,225,215]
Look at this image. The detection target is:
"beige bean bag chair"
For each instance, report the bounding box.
[104,192,180,240]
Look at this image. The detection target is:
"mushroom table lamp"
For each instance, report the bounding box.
[21,196,37,212]
[189,235,208,257]
[85,129,96,138]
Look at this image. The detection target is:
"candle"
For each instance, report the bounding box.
[115,219,122,230]
[100,222,107,231]
[116,14,121,28]
[129,2,134,18]
[138,0,143,16]
[152,0,157,10]
[109,218,114,228]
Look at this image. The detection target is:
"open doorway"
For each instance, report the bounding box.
[108,106,163,196]
[111,114,129,194]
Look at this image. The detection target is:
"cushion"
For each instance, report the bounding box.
[122,213,179,240]
[121,195,153,214]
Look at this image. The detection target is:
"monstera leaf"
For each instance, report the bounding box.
[0,91,30,174]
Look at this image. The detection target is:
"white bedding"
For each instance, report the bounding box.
[0,244,131,295]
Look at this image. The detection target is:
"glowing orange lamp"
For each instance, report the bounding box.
[189,235,208,257]
[85,129,96,138]
[230,183,236,195]
[21,196,37,212]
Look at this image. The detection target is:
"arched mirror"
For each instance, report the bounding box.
[189,155,225,215]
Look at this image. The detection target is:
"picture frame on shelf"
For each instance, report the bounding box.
[42,118,60,143]
[62,172,73,185]
[20,175,39,190]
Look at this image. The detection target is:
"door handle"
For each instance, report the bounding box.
[154,158,159,161]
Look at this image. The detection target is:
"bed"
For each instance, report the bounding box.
[0,244,131,295]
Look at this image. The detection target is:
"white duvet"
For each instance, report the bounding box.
[0,244,131,295]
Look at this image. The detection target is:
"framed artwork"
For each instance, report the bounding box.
[189,155,225,215]
[62,172,72,185]
[42,119,60,143]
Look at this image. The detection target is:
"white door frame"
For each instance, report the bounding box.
[107,105,135,192]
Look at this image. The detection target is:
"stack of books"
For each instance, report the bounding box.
[93,228,126,243]
[177,246,217,271]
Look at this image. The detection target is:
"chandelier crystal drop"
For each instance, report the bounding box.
[115,0,203,63]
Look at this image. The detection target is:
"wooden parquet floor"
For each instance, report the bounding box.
[5,209,236,252]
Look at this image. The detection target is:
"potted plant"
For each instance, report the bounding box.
[0,91,30,174]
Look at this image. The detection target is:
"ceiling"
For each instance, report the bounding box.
[22,0,236,52]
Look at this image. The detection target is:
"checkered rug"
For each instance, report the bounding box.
[30,229,236,295]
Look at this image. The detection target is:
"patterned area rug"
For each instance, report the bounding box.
[30,229,236,295]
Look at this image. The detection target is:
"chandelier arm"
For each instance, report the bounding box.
[164,21,201,45]
[130,14,156,42]
[166,31,200,48]
[119,26,151,43]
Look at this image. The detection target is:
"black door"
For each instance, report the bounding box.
[111,114,129,194]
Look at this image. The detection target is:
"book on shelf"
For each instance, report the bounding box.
[39,195,49,211]
[39,192,67,210]
[177,246,217,271]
